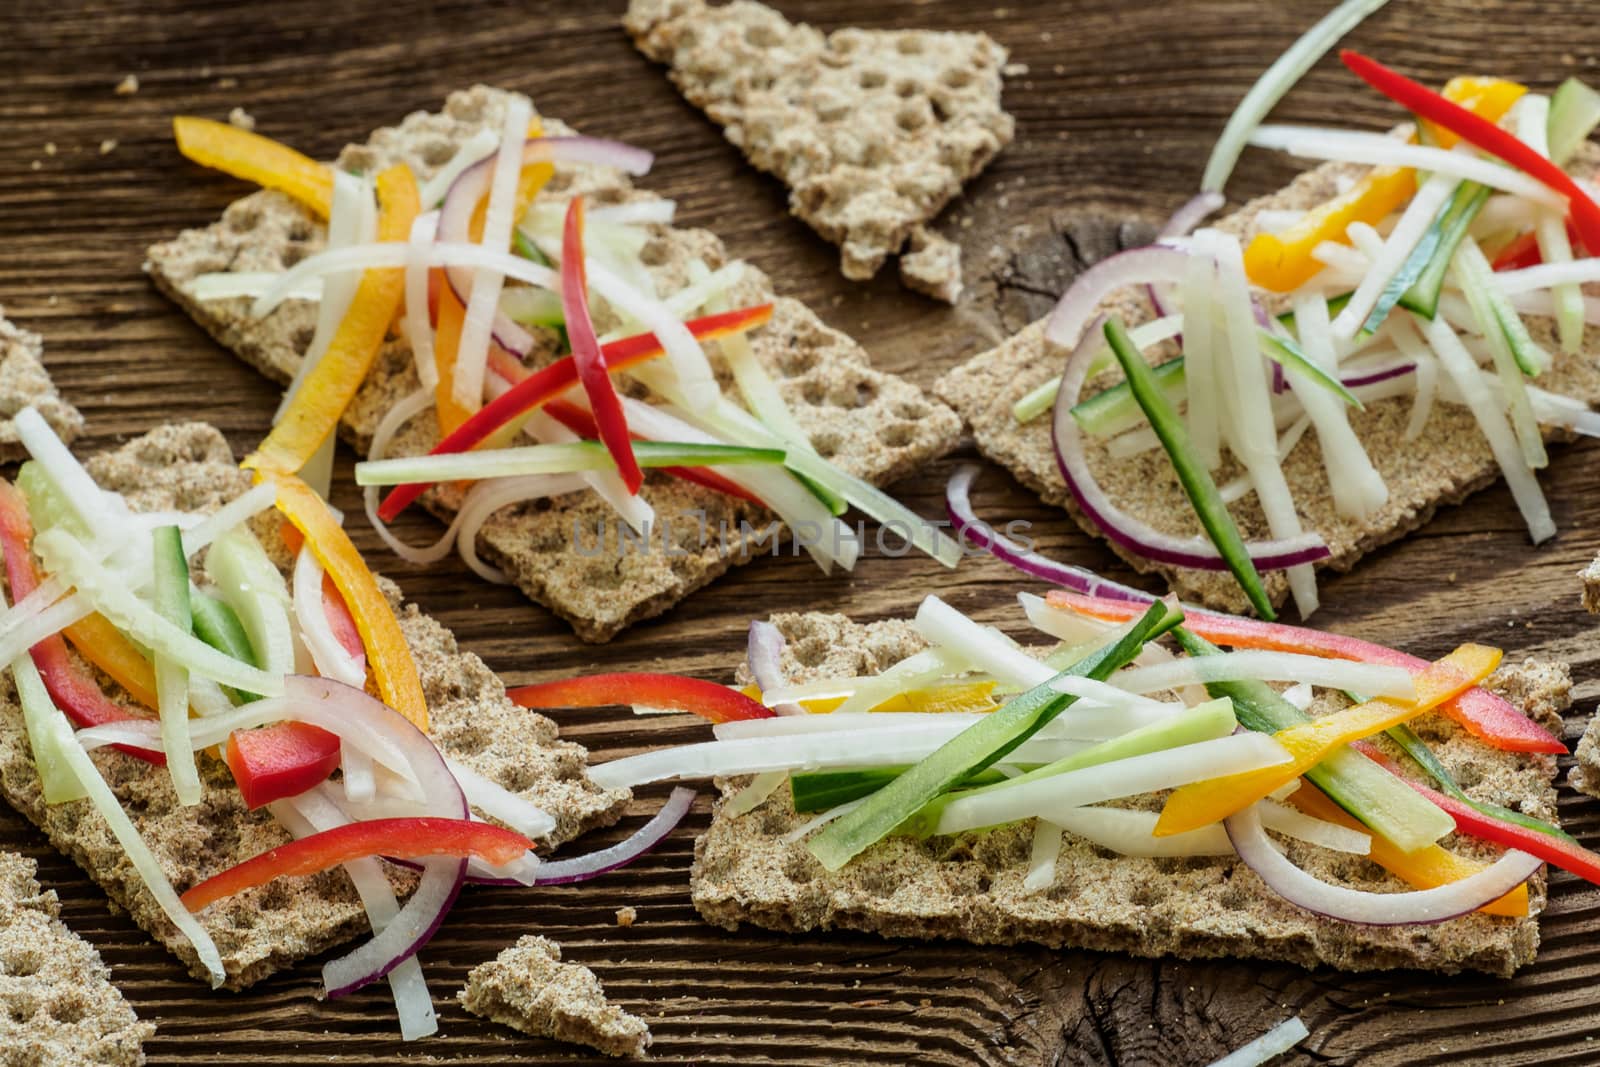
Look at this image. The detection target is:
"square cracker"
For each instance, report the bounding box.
[145,86,961,642]
[0,850,152,1067]
[935,147,1600,615]
[690,610,1569,977]
[0,422,628,989]
[624,0,1013,293]
[0,308,84,462]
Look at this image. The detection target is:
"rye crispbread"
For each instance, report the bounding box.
[0,422,627,988]
[459,934,651,1058]
[0,310,83,463]
[144,86,961,643]
[0,851,152,1066]
[623,0,1012,296]
[935,147,1600,615]
[689,610,1568,977]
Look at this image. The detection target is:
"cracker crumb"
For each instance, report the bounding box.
[114,74,139,95]
[898,224,962,305]
[44,142,56,156]
[227,106,256,131]
[615,906,638,927]
[217,76,238,89]
[1003,62,1029,76]
[29,160,40,171]
[460,935,651,1058]
[99,138,118,155]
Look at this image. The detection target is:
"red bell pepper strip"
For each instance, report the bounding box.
[181,817,533,911]
[1492,220,1584,271]
[224,722,342,810]
[377,303,774,521]
[1341,51,1600,254]
[280,521,367,668]
[508,672,775,724]
[542,398,765,507]
[560,196,642,495]
[0,482,164,764]
[1043,590,1565,754]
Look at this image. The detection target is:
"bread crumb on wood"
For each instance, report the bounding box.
[227,107,256,131]
[114,74,139,95]
[460,935,651,1058]
[615,906,638,927]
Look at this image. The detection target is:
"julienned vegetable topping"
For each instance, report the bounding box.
[1007,58,1600,618]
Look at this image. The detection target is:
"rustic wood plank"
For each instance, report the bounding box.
[4,0,1600,1063]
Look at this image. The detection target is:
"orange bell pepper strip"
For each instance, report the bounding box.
[173,117,334,218]
[431,281,476,435]
[243,163,419,477]
[1290,783,1527,918]
[1154,643,1501,837]
[262,470,428,732]
[1243,77,1526,292]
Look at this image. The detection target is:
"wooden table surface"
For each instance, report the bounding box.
[6,1,1600,1063]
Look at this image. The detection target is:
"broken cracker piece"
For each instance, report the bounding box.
[898,224,963,304]
[460,935,651,1058]
[0,308,84,462]
[625,0,1013,286]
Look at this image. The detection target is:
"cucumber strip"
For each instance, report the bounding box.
[1171,627,1454,852]
[1454,239,1548,468]
[1,579,85,804]
[1522,92,1588,353]
[1013,314,1185,425]
[1548,77,1600,168]
[190,587,260,703]
[1067,358,1188,436]
[1384,722,1576,842]
[1257,331,1362,409]
[151,526,202,806]
[1361,208,1445,334]
[1397,182,1491,320]
[355,439,787,487]
[790,766,1011,814]
[806,598,1183,871]
[499,285,565,328]
[1103,317,1275,619]
[204,526,295,683]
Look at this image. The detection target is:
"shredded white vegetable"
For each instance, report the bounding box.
[1204,1016,1310,1067]
[1023,819,1063,892]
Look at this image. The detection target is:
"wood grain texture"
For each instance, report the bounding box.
[4,0,1600,1063]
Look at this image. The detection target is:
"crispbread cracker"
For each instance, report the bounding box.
[935,147,1600,614]
[0,309,84,462]
[0,851,152,1066]
[459,934,651,1058]
[690,611,1567,977]
[145,86,960,642]
[0,422,627,988]
[624,0,1013,294]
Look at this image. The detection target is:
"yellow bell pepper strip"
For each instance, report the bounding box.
[431,280,476,436]
[1244,77,1526,291]
[1290,783,1527,918]
[1154,643,1501,837]
[738,679,999,715]
[243,163,419,477]
[261,469,428,732]
[172,117,333,219]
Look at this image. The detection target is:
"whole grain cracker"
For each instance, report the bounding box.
[0,851,152,1066]
[459,934,651,1058]
[690,610,1566,977]
[898,224,963,304]
[935,146,1600,614]
[144,86,960,642]
[0,423,627,988]
[0,309,84,462]
[625,0,1013,291]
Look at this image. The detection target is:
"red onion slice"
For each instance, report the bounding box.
[1224,802,1541,925]
[1150,193,1224,318]
[1046,246,1195,347]
[747,621,805,716]
[532,787,695,885]
[1050,313,1332,571]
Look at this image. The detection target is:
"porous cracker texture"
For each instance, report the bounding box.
[624,0,1013,287]
[0,423,626,988]
[460,934,651,1058]
[0,309,84,462]
[145,85,960,642]
[898,224,963,305]
[0,851,152,1066]
[692,611,1566,977]
[935,145,1600,614]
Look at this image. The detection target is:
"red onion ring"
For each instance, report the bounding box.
[1150,192,1225,318]
[1223,802,1542,925]
[747,621,805,716]
[532,787,695,885]
[1339,361,1416,388]
[1046,246,1195,347]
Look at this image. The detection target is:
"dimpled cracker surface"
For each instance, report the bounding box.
[935,145,1600,615]
[145,86,960,642]
[0,309,83,462]
[624,0,1012,292]
[0,423,626,988]
[690,611,1567,977]
[0,851,152,1066]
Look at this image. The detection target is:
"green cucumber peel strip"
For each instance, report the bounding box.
[1455,237,1550,379]
[1362,208,1447,335]
[791,766,1012,814]
[1103,317,1275,620]
[1171,627,1454,852]
[1549,77,1600,167]
[4,579,84,804]
[355,439,788,487]
[805,598,1183,871]
[1397,182,1491,320]
[204,525,294,681]
[189,587,260,704]
[17,461,88,542]
[1257,330,1362,409]
[901,696,1237,838]
[1383,722,1575,842]
[152,525,203,807]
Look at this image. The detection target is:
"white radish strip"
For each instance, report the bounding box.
[1107,650,1414,699]
[1290,300,1384,517]
[781,797,867,844]
[1527,384,1600,437]
[1267,779,1303,802]
[1248,126,1568,207]
[1515,95,1586,355]
[1204,1016,1310,1067]
[0,594,94,675]
[251,242,557,319]
[153,629,199,806]
[187,271,322,302]
[724,770,789,817]
[1388,320,1440,443]
[418,129,498,208]
[1506,289,1600,326]
[1455,238,1548,468]
[582,257,719,411]
[1310,240,1371,274]
[1258,798,1370,854]
[830,648,965,715]
[587,199,677,226]
[717,706,1168,745]
[1217,416,1312,505]
[1023,820,1062,892]
[1332,167,1458,341]
[520,408,653,536]
[597,261,747,341]
[1052,805,1234,858]
[294,544,367,688]
[15,408,128,534]
[1181,240,1222,469]
[914,595,1052,690]
[1495,257,1600,294]
[452,98,530,413]
[1281,683,1314,711]
[715,711,984,741]
[342,748,377,804]
[180,481,279,557]
[933,733,1293,836]
[1019,592,1123,645]
[1255,209,1307,233]
[404,213,440,390]
[443,756,557,840]
[452,473,589,584]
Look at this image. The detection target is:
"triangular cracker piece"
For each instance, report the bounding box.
[0,423,627,988]
[459,934,651,1058]
[0,310,83,461]
[0,851,152,1066]
[146,87,960,642]
[624,0,1013,297]
[690,610,1566,977]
